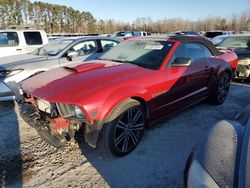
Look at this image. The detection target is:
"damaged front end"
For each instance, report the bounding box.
[17,94,102,148]
[235,57,250,79]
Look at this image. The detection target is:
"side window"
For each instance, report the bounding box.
[69,40,97,56]
[0,32,19,46]
[100,40,118,52]
[24,32,42,45]
[169,43,213,66]
[168,44,187,65]
[185,43,206,61]
[204,46,213,58]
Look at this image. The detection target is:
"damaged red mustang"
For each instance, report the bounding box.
[18,36,238,156]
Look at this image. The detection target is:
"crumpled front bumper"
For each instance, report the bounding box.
[18,101,52,130]
[17,101,103,148]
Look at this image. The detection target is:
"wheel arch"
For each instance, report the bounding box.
[98,87,151,122]
[85,95,150,148]
[131,96,150,120]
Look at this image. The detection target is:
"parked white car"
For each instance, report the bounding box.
[0,29,48,57]
[0,36,120,101]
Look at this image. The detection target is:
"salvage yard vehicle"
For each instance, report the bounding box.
[216,34,250,79]
[114,31,141,40]
[171,31,201,36]
[211,34,228,45]
[0,29,48,57]
[184,104,250,188]
[205,30,233,39]
[18,36,238,157]
[0,36,120,101]
[139,31,151,36]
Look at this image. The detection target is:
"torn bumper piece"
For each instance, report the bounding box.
[18,101,103,148]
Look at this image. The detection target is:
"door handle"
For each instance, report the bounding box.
[16,49,22,51]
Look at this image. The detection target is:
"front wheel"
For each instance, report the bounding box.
[99,99,146,157]
[208,72,231,105]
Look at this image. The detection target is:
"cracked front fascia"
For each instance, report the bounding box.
[84,119,104,148]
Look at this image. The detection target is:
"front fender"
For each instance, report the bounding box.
[83,85,151,148]
[95,85,151,122]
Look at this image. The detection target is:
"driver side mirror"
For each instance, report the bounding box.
[66,51,78,61]
[171,57,192,67]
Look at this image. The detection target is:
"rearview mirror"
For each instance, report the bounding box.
[171,57,192,67]
[67,51,78,61]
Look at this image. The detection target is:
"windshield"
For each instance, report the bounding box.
[99,40,174,70]
[33,39,73,56]
[217,36,250,49]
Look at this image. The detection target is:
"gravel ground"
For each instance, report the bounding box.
[0,82,250,188]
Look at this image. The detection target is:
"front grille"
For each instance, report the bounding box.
[56,103,75,118]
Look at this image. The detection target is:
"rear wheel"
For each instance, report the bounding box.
[208,72,231,105]
[99,99,146,157]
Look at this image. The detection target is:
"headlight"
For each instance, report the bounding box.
[0,68,23,77]
[187,160,219,188]
[56,103,86,119]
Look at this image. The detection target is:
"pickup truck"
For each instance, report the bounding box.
[18,36,238,157]
[0,29,48,57]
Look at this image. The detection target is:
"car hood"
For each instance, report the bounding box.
[0,54,52,71]
[21,60,156,104]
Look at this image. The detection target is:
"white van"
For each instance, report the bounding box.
[0,30,48,57]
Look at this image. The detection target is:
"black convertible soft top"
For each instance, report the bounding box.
[133,35,221,56]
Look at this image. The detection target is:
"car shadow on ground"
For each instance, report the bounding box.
[0,101,23,188]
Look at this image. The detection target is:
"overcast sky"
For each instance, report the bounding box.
[32,0,250,22]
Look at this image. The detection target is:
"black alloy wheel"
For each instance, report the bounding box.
[113,106,145,153]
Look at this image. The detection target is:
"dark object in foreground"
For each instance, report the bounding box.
[184,104,250,188]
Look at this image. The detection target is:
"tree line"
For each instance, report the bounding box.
[0,0,249,34]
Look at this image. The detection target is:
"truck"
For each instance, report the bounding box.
[0,29,48,57]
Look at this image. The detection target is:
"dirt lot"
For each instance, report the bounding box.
[0,82,250,188]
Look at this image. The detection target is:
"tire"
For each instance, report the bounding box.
[36,129,66,148]
[99,99,146,157]
[208,72,231,105]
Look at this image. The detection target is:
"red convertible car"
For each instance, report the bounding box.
[18,36,238,156]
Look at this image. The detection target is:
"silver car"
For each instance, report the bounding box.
[0,36,120,101]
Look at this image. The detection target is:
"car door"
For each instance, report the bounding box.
[152,42,213,117]
[58,40,99,66]
[175,43,212,95]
